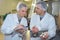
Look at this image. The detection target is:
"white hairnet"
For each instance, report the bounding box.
[36,1,47,11]
[16,2,22,11]
[16,2,27,11]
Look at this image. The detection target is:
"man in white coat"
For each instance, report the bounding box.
[1,2,28,40]
[30,1,56,40]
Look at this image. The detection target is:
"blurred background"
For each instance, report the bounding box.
[0,0,60,40]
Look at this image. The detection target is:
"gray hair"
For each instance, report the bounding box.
[16,2,27,11]
[36,1,47,11]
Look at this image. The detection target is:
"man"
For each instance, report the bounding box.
[1,2,28,40]
[30,1,56,40]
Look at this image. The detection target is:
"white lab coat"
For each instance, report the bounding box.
[1,13,28,40]
[30,12,56,40]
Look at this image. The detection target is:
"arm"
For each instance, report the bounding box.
[30,14,39,33]
[40,17,56,40]
[1,14,17,34]
[15,17,28,33]
[48,17,56,39]
[30,14,36,30]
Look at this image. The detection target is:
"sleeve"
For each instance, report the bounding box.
[30,14,36,30]
[48,17,56,39]
[1,14,17,34]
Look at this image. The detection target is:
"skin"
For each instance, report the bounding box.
[32,26,39,33]
[18,7,27,17]
[35,4,45,16]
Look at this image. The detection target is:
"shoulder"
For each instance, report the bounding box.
[46,13,55,21]
[8,13,17,16]
[7,13,17,17]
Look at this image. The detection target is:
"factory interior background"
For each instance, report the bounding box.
[0,0,60,40]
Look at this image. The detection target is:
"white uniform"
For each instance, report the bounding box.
[30,12,56,40]
[1,13,27,40]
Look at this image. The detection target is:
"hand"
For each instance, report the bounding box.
[40,32,48,40]
[15,24,25,33]
[31,26,39,33]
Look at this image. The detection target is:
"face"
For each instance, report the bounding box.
[35,4,44,15]
[18,7,27,17]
